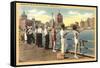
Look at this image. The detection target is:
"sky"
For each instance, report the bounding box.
[17,3,96,26]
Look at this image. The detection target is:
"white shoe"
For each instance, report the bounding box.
[74,55,79,59]
[52,50,56,52]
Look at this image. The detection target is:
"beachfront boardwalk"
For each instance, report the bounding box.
[19,42,95,63]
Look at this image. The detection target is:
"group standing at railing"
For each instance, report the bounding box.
[23,23,80,59]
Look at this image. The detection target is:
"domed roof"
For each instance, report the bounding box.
[57,12,62,16]
[21,11,27,18]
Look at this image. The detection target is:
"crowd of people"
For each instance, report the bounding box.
[23,23,80,59]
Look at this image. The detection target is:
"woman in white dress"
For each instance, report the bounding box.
[24,29,27,44]
[72,25,79,59]
[60,24,67,54]
[35,26,38,46]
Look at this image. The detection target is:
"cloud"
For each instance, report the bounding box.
[37,10,46,15]
[27,9,46,15]
[34,15,51,23]
[68,11,80,15]
[63,12,95,26]
[28,9,37,13]
[83,13,93,18]
[26,9,51,23]
[27,9,48,21]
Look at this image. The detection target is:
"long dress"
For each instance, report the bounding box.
[51,28,56,48]
[44,28,49,49]
[24,31,27,43]
[60,29,65,54]
[37,27,43,47]
[27,27,33,44]
[24,32,27,41]
[35,29,38,46]
[73,30,79,57]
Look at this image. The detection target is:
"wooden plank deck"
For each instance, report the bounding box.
[19,42,95,63]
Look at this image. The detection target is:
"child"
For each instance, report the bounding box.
[72,25,79,59]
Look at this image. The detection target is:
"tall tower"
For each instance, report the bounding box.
[56,10,63,24]
[51,12,55,27]
[32,18,35,30]
[19,11,27,31]
[91,17,95,29]
[21,11,27,20]
[87,18,91,27]
[80,20,85,28]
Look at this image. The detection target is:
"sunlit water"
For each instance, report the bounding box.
[41,29,95,56]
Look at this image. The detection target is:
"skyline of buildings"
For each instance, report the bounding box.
[19,10,95,31]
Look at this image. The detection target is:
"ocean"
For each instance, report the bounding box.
[41,29,95,56]
[55,29,95,56]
